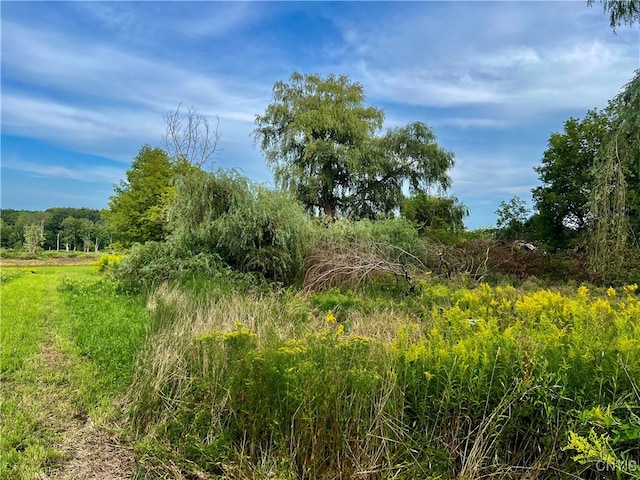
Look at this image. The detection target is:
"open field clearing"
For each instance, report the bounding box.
[0,266,147,479]
[2,262,639,479]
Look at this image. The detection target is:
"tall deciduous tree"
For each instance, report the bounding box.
[105,146,178,245]
[255,72,384,219]
[254,72,454,219]
[23,223,44,254]
[532,110,610,249]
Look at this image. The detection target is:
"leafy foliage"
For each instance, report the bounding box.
[532,110,609,249]
[495,196,530,241]
[168,169,313,282]
[104,145,195,245]
[254,72,454,219]
[589,70,640,280]
[22,224,44,254]
[109,241,221,293]
[401,193,468,234]
[1,208,103,251]
[588,0,640,30]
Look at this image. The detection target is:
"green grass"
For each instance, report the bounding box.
[0,266,148,479]
[128,277,640,479]
[58,276,148,392]
[3,262,639,479]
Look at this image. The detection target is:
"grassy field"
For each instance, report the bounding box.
[2,263,639,479]
[0,265,148,479]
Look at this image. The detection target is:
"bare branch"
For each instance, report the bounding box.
[303,239,422,292]
[162,103,221,169]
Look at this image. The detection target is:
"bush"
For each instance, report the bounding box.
[110,241,223,293]
[93,253,124,273]
[170,170,313,283]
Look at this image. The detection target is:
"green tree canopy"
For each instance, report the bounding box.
[168,169,311,282]
[401,193,468,234]
[105,145,193,245]
[532,109,610,249]
[254,72,454,219]
[495,196,530,241]
[23,223,45,254]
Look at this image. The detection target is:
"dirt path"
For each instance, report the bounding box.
[32,342,136,480]
[0,257,96,267]
[1,270,136,479]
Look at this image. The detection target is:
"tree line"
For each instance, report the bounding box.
[0,207,109,253]
[496,69,640,281]
[3,0,638,283]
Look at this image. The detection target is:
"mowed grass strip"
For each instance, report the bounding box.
[0,266,147,479]
[1,267,60,374]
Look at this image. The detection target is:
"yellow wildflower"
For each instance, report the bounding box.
[607,287,616,298]
[336,324,345,336]
[325,311,337,323]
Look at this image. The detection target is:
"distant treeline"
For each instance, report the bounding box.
[0,207,110,252]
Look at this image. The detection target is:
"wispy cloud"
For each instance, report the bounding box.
[3,158,125,184]
[435,118,508,129]
[1,1,637,227]
[1,17,268,162]
[329,3,637,117]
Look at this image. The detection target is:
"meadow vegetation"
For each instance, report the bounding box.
[124,273,640,479]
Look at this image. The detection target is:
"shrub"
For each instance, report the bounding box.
[169,170,313,283]
[93,253,124,273]
[109,241,222,293]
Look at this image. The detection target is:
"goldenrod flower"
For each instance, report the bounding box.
[325,311,337,323]
[577,285,589,299]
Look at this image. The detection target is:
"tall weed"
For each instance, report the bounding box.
[129,280,640,478]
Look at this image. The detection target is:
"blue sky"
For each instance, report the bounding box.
[1,1,638,229]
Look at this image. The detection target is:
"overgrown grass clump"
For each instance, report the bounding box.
[129,279,640,479]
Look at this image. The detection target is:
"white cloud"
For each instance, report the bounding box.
[328,4,637,117]
[1,19,267,114]
[435,118,508,129]
[1,18,266,162]
[3,158,124,184]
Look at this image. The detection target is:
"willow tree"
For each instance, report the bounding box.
[589,70,640,280]
[587,0,640,30]
[254,72,454,219]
